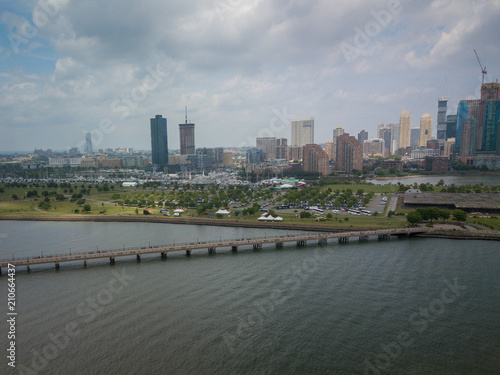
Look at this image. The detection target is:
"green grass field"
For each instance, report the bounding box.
[468,217,500,231]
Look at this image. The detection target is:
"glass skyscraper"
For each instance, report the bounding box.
[482,100,500,153]
[150,115,168,165]
[437,98,448,145]
[455,100,480,156]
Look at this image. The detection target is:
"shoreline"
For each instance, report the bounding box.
[2,215,499,241]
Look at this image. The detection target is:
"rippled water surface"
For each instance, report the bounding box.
[0,221,498,374]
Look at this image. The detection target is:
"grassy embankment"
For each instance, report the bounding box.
[0,184,407,228]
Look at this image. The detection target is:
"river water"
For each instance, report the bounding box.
[0,221,498,375]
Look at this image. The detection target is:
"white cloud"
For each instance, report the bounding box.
[0,0,499,150]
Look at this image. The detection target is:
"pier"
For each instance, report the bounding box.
[0,227,428,273]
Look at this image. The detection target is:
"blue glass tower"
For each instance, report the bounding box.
[150,115,168,165]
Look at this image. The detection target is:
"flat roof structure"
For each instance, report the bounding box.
[403,192,500,212]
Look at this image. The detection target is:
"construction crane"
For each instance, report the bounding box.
[474,49,487,85]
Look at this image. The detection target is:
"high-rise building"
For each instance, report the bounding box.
[377,123,384,138]
[85,132,93,154]
[179,107,195,155]
[291,118,314,147]
[399,110,411,150]
[459,118,477,157]
[256,137,277,160]
[419,113,432,147]
[482,100,500,153]
[444,138,456,158]
[437,98,448,145]
[150,114,168,165]
[480,83,500,153]
[324,141,335,159]
[302,144,329,176]
[455,100,481,156]
[410,128,420,148]
[358,130,368,144]
[446,115,458,139]
[190,147,224,170]
[276,138,288,159]
[363,139,385,157]
[387,122,397,154]
[478,82,500,149]
[336,133,362,173]
[332,126,345,160]
[247,148,264,164]
[379,127,392,157]
[287,146,303,161]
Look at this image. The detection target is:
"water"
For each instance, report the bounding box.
[0,221,499,374]
[369,175,500,186]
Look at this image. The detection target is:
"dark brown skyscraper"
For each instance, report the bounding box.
[179,106,195,155]
[336,133,362,173]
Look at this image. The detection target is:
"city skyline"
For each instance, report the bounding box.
[1,1,499,152]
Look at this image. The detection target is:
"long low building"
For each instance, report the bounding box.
[404,192,500,213]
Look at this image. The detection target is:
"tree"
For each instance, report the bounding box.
[436,179,445,186]
[388,210,395,217]
[406,211,423,225]
[427,207,440,222]
[439,209,450,221]
[82,204,91,212]
[12,194,19,200]
[452,209,467,222]
[300,211,312,218]
[77,198,86,206]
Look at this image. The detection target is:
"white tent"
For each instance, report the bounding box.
[274,216,283,221]
[266,215,275,221]
[280,183,294,189]
[257,216,268,221]
[173,209,185,213]
[215,209,230,215]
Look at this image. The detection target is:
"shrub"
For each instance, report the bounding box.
[299,211,312,218]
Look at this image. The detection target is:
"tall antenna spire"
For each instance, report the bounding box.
[185,105,188,124]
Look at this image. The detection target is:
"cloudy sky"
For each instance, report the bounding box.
[1,0,499,152]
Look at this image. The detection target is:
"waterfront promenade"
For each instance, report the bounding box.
[0,227,427,273]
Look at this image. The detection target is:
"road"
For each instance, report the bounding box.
[385,193,399,216]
